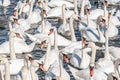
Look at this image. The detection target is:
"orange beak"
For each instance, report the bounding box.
[86,9,90,15]
[39,64,45,71]
[48,29,54,35]
[16,33,23,39]
[90,68,94,77]
[63,54,69,63]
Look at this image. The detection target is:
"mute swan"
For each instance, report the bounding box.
[79,15,105,43]
[0,20,37,54]
[75,42,108,80]
[0,54,39,80]
[58,4,72,36]
[94,17,115,74]
[38,35,70,80]
[46,6,74,18]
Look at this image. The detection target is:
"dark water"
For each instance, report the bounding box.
[0,0,120,80]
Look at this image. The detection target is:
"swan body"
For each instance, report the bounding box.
[69,49,90,69]
[76,68,107,80]
[46,6,74,18]
[0,37,36,54]
[109,46,120,59]
[48,0,74,8]
[37,21,52,34]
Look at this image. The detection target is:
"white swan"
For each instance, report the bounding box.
[94,19,114,74]
[58,4,71,36]
[46,6,74,18]
[38,35,70,80]
[75,42,108,80]
[79,15,105,43]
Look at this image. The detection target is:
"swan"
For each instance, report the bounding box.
[0,54,39,80]
[38,35,70,80]
[0,21,36,54]
[79,15,105,43]
[58,4,72,36]
[94,18,115,74]
[75,42,108,80]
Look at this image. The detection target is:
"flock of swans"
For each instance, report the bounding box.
[0,0,120,80]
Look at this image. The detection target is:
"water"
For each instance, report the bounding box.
[0,0,120,80]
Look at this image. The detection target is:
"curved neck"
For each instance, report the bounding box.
[9,21,16,60]
[80,0,85,17]
[70,14,77,42]
[62,4,66,24]
[59,53,63,78]
[74,0,78,14]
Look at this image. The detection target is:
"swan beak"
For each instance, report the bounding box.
[16,33,23,39]
[48,28,54,35]
[63,54,69,63]
[90,67,94,77]
[39,64,45,71]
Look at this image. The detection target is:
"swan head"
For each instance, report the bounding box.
[104,0,108,6]
[48,28,54,35]
[22,53,33,62]
[85,5,91,15]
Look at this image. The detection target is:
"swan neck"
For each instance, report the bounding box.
[87,14,90,27]
[54,29,58,51]
[90,42,96,66]
[104,30,110,60]
[104,6,107,17]
[80,0,85,17]
[30,65,37,80]
[44,38,51,69]
[9,22,16,60]
[41,20,45,33]
[74,0,78,14]
[28,2,34,23]
[70,14,77,42]
[45,0,48,11]
[62,4,66,24]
